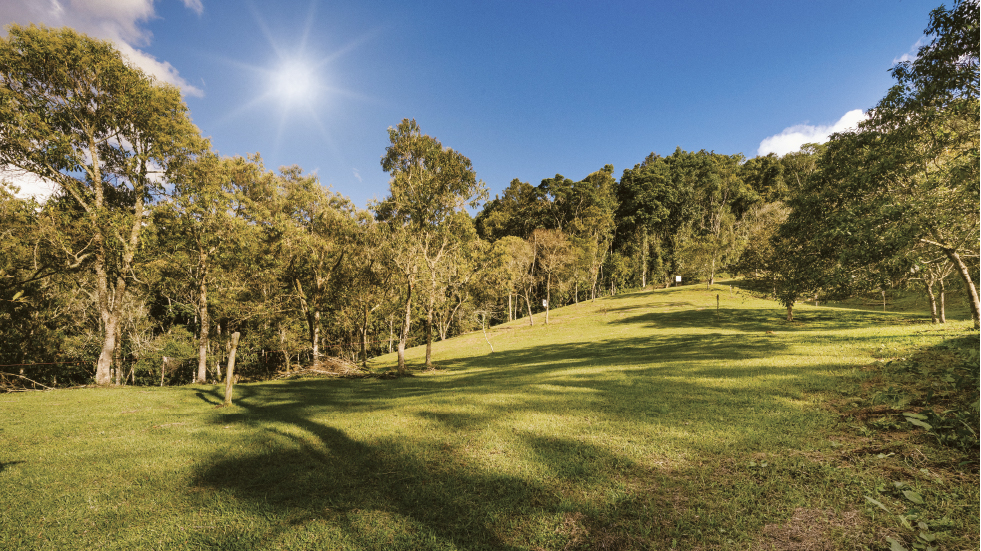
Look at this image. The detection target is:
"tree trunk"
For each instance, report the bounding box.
[360,305,369,367]
[786,303,794,322]
[91,138,113,386]
[223,332,240,406]
[196,271,209,383]
[508,293,513,322]
[523,288,534,325]
[425,307,433,368]
[592,264,603,300]
[96,167,145,384]
[295,278,321,367]
[924,279,938,323]
[545,273,551,324]
[641,229,648,289]
[96,289,124,385]
[280,323,291,371]
[113,320,123,386]
[397,280,412,375]
[215,322,222,373]
[95,274,126,385]
[311,310,321,367]
[938,277,947,324]
[480,312,493,353]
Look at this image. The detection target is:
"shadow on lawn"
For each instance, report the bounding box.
[183,296,915,549]
[0,460,25,473]
[190,377,717,550]
[191,380,678,550]
[186,326,850,549]
[195,408,530,549]
[611,305,931,333]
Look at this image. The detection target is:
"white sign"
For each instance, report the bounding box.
[542,299,548,307]
[675,275,682,282]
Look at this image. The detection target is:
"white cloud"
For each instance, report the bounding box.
[0,0,204,97]
[181,0,204,16]
[893,37,926,65]
[352,168,362,182]
[0,167,58,202]
[757,109,867,157]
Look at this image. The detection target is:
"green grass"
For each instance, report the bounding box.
[1,282,977,550]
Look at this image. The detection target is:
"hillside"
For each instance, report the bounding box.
[1,283,977,550]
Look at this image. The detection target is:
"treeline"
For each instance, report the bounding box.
[1,2,978,387]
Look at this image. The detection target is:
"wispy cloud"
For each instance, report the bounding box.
[757,109,867,157]
[0,0,205,97]
[893,37,926,65]
[181,0,204,16]
[352,168,362,182]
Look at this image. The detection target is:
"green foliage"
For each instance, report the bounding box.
[1,3,975,393]
[773,0,980,328]
[0,23,205,384]
[894,338,980,451]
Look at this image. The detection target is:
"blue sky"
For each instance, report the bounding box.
[3,0,938,207]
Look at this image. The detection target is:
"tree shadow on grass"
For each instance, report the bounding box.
[186,356,851,550]
[612,306,932,333]
[0,460,25,473]
[195,390,221,405]
[433,330,795,379]
[190,384,689,550]
[181,296,896,549]
[190,382,731,551]
[193,424,517,548]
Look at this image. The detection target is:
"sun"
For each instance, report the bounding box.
[269,58,320,107]
[216,3,379,152]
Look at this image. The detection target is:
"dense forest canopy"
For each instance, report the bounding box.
[1,1,978,387]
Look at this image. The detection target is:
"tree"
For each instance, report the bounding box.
[0,25,204,384]
[731,200,791,278]
[273,166,354,368]
[495,235,536,324]
[780,143,824,193]
[377,119,487,373]
[532,228,573,324]
[0,186,93,376]
[568,167,618,299]
[739,153,786,203]
[616,153,677,288]
[337,213,394,367]
[157,154,255,383]
[475,178,546,240]
[861,0,980,327]
[430,220,485,341]
[674,152,756,286]
[910,252,955,323]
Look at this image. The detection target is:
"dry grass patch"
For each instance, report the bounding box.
[760,508,868,550]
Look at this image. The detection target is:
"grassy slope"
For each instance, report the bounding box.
[0,283,977,550]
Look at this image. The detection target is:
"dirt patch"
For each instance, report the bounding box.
[557,512,589,550]
[274,358,423,380]
[760,508,867,550]
[274,357,366,379]
[556,512,648,551]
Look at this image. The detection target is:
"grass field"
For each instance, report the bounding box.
[1,282,977,550]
